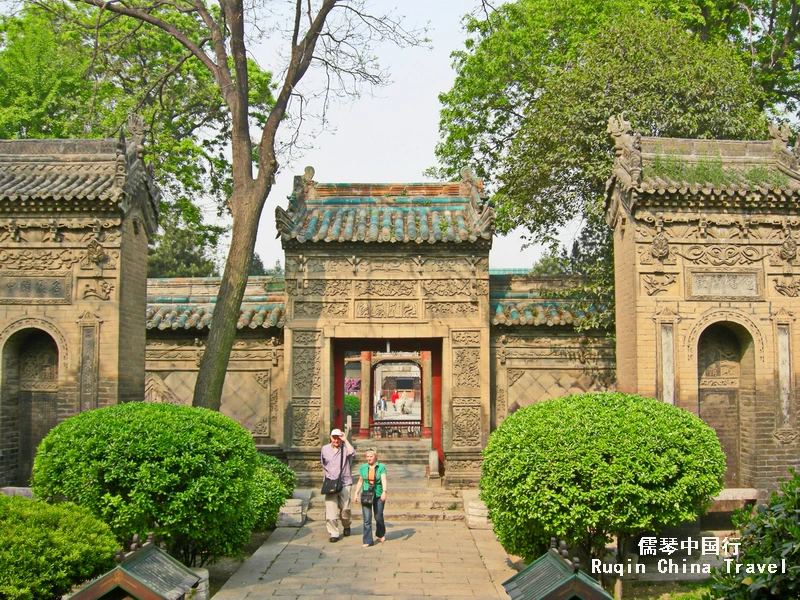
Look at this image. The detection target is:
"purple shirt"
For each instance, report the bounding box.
[320,443,356,486]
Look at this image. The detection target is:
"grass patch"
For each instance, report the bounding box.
[645,153,789,188]
[623,579,712,600]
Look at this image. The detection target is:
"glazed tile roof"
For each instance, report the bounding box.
[0,135,159,222]
[604,115,800,215]
[489,274,605,327]
[146,304,285,330]
[275,167,494,245]
[146,275,286,330]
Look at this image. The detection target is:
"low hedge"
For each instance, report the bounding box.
[31,402,258,566]
[257,453,296,494]
[0,495,118,600]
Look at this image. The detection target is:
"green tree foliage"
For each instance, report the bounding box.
[147,214,218,278]
[0,7,274,259]
[437,5,769,328]
[344,394,361,420]
[706,469,800,599]
[480,392,726,565]
[30,403,258,567]
[0,495,118,600]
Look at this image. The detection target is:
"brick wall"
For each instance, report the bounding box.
[116,207,149,403]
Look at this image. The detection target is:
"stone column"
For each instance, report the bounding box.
[359,351,371,438]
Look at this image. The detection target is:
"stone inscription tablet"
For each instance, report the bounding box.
[0,272,71,304]
[687,271,762,301]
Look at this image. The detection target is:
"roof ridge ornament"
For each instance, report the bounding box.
[607,114,642,185]
[769,121,798,170]
[126,114,147,160]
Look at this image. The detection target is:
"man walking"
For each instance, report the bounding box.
[320,428,356,543]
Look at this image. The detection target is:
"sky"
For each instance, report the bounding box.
[245,0,561,270]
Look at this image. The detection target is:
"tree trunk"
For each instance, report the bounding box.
[192,201,260,410]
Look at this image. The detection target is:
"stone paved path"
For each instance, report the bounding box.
[215,519,516,600]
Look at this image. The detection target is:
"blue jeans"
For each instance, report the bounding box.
[362,498,385,545]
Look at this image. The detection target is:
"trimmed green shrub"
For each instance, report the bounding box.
[31,402,258,566]
[706,469,800,599]
[344,393,360,419]
[251,467,288,530]
[480,392,726,563]
[257,453,296,495]
[0,495,118,600]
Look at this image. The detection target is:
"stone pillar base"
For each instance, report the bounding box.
[466,499,493,530]
[277,498,307,527]
[287,450,325,487]
[443,452,482,489]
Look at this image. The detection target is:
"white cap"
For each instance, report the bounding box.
[330,428,344,437]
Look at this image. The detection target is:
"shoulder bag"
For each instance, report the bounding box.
[360,464,378,506]
[321,446,345,495]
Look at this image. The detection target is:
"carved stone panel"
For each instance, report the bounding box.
[453,348,480,388]
[686,270,762,301]
[293,347,321,397]
[0,249,79,270]
[291,406,321,446]
[354,280,415,297]
[452,406,481,447]
[678,245,761,266]
[426,302,479,318]
[79,325,98,411]
[422,279,470,297]
[144,372,180,404]
[452,331,480,346]
[355,300,418,319]
[294,301,349,318]
[305,279,351,296]
[0,272,71,304]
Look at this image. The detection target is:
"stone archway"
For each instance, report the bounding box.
[1,328,60,485]
[697,322,755,488]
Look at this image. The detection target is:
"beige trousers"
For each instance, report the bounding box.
[324,484,352,537]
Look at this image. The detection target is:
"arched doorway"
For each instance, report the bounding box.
[697,323,754,488]
[1,329,59,485]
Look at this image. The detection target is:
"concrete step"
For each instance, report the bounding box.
[308,497,463,510]
[307,508,465,522]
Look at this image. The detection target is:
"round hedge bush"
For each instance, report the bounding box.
[0,495,118,600]
[480,392,726,562]
[31,402,258,566]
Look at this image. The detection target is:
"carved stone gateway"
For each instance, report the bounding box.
[0,133,159,487]
[606,118,800,492]
[277,169,494,486]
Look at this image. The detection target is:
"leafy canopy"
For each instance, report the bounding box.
[0,6,274,261]
[480,392,726,564]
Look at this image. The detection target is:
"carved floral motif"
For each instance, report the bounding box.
[508,370,525,387]
[270,390,279,423]
[453,349,480,389]
[306,279,351,296]
[678,245,761,266]
[426,302,478,317]
[254,372,270,389]
[452,331,480,346]
[774,277,800,297]
[291,406,321,446]
[446,459,482,472]
[774,429,799,444]
[643,274,677,296]
[144,373,180,404]
[294,331,321,346]
[82,279,114,300]
[253,414,270,436]
[422,279,470,297]
[497,389,506,419]
[294,301,348,318]
[0,249,79,270]
[452,406,481,447]
[355,280,415,297]
[293,348,321,396]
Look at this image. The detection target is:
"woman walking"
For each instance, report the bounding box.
[354,448,387,547]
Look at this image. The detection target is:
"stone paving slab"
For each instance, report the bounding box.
[214,519,516,599]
